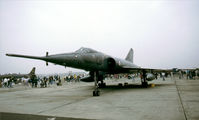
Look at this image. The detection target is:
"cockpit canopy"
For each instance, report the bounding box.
[75,47,98,53]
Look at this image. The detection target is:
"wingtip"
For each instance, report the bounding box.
[6,53,14,56]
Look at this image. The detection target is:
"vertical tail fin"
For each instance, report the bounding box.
[29,67,36,76]
[125,48,134,63]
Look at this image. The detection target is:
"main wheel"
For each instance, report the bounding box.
[124,82,128,86]
[118,83,123,87]
[93,91,96,96]
[96,90,100,96]
[102,83,106,87]
[142,82,148,88]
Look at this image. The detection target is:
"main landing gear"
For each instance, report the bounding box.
[141,70,148,88]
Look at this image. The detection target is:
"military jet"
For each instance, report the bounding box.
[0,67,36,80]
[6,47,170,96]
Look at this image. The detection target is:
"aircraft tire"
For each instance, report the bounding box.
[96,91,100,96]
[118,83,123,87]
[124,82,128,86]
[93,90,100,96]
[142,82,148,88]
[93,91,95,96]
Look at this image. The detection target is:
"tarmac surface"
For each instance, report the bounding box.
[0,77,199,120]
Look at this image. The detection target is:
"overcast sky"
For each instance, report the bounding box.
[0,0,198,74]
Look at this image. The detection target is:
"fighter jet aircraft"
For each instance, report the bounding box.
[0,67,36,80]
[6,47,170,96]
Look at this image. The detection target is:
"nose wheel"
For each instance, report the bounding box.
[93,89,100,96]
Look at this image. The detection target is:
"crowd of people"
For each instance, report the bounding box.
[64,74,82,82]
[0,69,199,88]
[23,75,65,88]
[0,74,84,88]
[178,69,199,80]
[0,78,14,88]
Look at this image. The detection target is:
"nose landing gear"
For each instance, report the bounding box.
[93,71,100,96]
